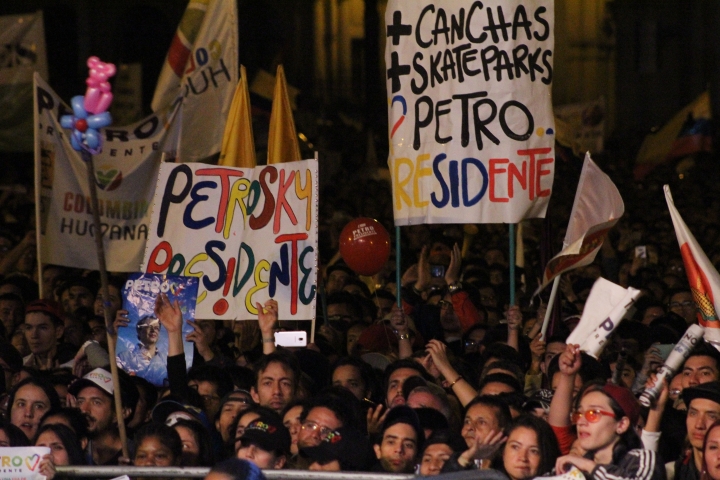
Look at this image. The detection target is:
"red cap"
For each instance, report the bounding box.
[25,299,65,324]
[602,383,640,426]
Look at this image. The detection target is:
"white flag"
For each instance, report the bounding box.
[567,277,640,358]
[540,152,624,289]
[151,0,238,161]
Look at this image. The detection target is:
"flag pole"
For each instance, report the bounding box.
[396,226,402,308]
[540,274,561,339]
[82,149,129,459]
[509,224,516,306]
[61,57,128,459]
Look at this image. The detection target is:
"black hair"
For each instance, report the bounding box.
[463,395,512,434]
[383,359,431,398]
[131,376,158,415]
[325,291,364,322]
[331,356,377,401]
[481,360,525,383]
[343,277,371,298]
[34,423,86,466]
[133,422,182,465]
[502,415,560,477]
[482,342,523,371]
[687,342,720,370]
[0,418,30,446]
[188,364,234,399]
[209,458,266,480]
[40,407,90,441]
[477,373,522,394]
[300,387,363,431]
[422,427,467,453]
[8,377,61,428]
[252,352,301,392]
[172,419,216,467]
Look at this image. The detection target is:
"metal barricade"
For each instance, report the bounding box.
[56,466,509,480]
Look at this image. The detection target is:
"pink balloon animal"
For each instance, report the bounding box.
[84,56,116,114]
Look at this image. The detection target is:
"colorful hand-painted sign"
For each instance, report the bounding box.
[0,447,50,480]
[386,0,555,225]
[142,160,318,320]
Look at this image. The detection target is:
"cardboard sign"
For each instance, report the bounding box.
[386,0,555,225]
[142,161,318,320]
[0,447,50,480]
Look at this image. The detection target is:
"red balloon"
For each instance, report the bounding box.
[339,218,391,276]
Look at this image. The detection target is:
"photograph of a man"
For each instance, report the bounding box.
[115,274,198,387]
[117,314,168,385]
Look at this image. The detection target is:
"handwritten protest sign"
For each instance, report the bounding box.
[117,274,198,386]
[142,160,318,320]
[386,0,555,225]
[0,447,50,480]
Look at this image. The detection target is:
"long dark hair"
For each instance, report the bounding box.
[133,423,182,465]
[701,419,720,480]
[34,423,86,466]
[0,418,30,446]
[172,419,216,467]
[502,415,560,478]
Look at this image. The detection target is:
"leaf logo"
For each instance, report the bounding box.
[95,167,123,191]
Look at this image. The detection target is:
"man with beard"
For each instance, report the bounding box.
[117,314,168,385]
[69,368,139,465]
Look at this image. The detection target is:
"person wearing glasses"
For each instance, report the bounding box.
[550,344,664,480]
[117,314,167,383]
[667,288,698,325]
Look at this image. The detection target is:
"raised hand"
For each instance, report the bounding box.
[559,344,582,376]
[154,293,182,334]
[445,243,462,286]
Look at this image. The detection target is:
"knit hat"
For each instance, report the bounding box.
[601,383,640,425]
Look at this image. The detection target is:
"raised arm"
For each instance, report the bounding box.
[549,344,581,427]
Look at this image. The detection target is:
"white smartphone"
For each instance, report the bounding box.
[274,331,307,347]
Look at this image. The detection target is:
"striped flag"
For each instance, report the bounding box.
[665,185,720,347]
[151,0,238,161]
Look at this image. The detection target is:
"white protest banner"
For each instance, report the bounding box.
[386,0,555,225]
[34,73,181,272]
[0,11,47,152]
[567,277,640,358]
[151,0,238,162]
[0,447,50,480]
[142,161,318,320]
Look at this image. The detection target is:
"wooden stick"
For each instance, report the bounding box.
[82,150,129,459]
[509,223,516,306]
[395,226,401,308]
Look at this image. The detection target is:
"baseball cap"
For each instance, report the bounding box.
[152,400,209,428]
[523,389,553,412]
[682,381,720,409]
[301,426,373,471]
[239,415,291,456]
[601,383,641,426]
[69,368,139,411]
[25,299,64,325]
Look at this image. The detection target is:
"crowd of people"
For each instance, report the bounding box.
[1,151,720,480]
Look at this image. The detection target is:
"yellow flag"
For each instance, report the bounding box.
[219,65,256,168]
[267,65,300,164]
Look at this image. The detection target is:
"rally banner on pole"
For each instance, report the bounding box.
[151,0,238,162]
[34,73,181,272]
[386,0,555,225]
[0,11,48,152]
[142,160,318,320]
[665,185,720,347]
[0,447,50,480]
[539,153,624,290]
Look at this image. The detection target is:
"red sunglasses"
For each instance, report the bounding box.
[571,409,615,424]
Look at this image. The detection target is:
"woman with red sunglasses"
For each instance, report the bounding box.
[553,345,664,480]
